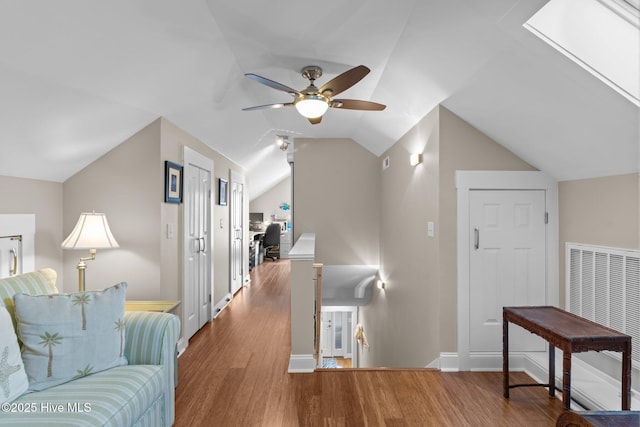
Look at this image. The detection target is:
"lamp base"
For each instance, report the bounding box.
[76,248,97,292]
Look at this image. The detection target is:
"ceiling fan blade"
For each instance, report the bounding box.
[244,73,300,95]
[318,65,370,97]
[331,99,386,111]
[308,116,322,125]
[242,102,294,112]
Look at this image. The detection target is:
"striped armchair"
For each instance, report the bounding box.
[0,269,180,427]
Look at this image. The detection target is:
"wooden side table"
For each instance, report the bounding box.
[503,306,631,410]
[125,301,180,315]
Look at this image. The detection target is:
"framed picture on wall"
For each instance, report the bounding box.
[219,178,228,206]
[164,161,183,203]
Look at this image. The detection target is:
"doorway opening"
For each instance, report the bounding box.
[320,306,358,368]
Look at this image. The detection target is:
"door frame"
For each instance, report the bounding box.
[455,171,558,372]
[182,146,214,341]
[320,306,358,368]
[229,170,246,295]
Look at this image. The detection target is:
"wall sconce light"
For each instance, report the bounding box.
[377,279,385,290]
[410,153,423,166]
[277,135,289,151]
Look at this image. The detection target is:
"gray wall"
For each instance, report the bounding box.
[160,118,249,308]
[63,119,161,295]
[0,176,64,281]
[63,117,248,315]
[360,106,535,367]
[293,138,380,266]
[437,106,536,353]
[558,173,640,307]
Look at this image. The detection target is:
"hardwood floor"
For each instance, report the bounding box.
[175,260,565,426]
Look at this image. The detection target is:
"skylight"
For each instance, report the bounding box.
[524,0,640,107]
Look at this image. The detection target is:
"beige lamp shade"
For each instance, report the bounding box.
[62,212,119,249]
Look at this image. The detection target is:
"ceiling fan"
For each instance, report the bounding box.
[242,65,386,124]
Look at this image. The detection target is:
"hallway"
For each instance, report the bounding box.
[174,260,565,426]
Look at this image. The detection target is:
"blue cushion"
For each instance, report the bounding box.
[2,364,165,426]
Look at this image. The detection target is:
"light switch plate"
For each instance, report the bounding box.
[427,221,435,237]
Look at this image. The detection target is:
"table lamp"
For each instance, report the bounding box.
[62,211,119,291]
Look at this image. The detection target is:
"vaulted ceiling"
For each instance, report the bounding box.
[0,0,637,199]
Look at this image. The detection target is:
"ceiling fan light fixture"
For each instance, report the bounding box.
[295,95,329,119]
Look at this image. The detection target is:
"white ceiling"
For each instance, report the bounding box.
[0,0,637,198]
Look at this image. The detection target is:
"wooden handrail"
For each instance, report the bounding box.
[313,263,323,363]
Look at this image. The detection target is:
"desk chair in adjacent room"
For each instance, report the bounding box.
[263,223,281,261]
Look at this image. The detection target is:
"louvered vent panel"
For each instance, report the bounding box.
[567,244,640,366]
[610,255,624,332]
[581,251,594,320]
[595,252,608,325]
[569,248,582,314]
[626,257,640,363]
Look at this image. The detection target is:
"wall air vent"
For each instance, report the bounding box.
[567,243,640,365]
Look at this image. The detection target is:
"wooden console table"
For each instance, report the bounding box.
[503,306,631,410]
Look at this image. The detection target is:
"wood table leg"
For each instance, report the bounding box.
[622,341,631,410]
[503,317,509,399]
[562,352,571,410]
[548,345,555,398]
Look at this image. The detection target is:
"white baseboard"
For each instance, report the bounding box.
[437,353,459,372]
[288,354,316,373]
[213,293,232,319]
[436,351,531,372]
[436,351,640,410]
[525,351,640,410]
[177,338,188,357]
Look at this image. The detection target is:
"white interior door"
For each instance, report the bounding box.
[183,147,213,341]
[320,311,332,357]
[469,190,546,352]
[230,171,244,295]
[320,311,353,358]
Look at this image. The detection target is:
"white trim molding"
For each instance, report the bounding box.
[288,354,316,373]
[436,351,640,410]
[177,338,188,357]
[456,171,559,371]
[213,292,232,319]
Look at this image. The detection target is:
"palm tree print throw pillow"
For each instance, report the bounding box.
[13,283,127,391]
